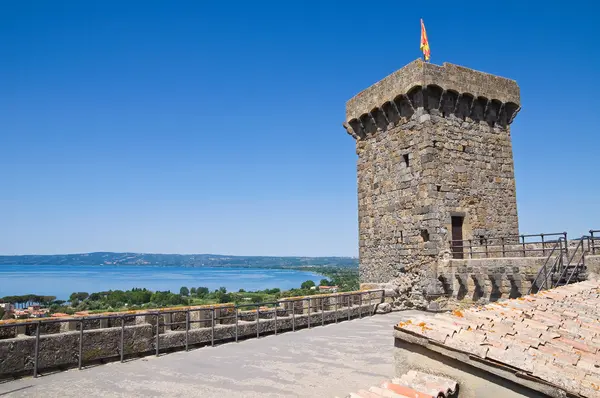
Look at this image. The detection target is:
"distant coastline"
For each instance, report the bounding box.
[0,252,359,269]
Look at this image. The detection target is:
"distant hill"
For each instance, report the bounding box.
[0,252,359,268]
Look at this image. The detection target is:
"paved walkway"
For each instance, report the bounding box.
[0,311,429,398]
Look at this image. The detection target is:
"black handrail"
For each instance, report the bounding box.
[450,232,567,259]
[557,238,586,287]
[528,239,563,294]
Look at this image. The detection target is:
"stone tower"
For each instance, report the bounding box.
[343,60,521,284]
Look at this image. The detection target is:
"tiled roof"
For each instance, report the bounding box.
[395,280,600,398]
[343,370,457,398]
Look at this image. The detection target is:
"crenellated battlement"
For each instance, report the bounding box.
[343,59,521,140]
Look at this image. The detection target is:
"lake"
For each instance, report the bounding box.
[0,265,323,300]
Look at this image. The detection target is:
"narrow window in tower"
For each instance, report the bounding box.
[461,144,467,152]
[403,154,409,167]
[436,185,441,192]
[420,229,430,242]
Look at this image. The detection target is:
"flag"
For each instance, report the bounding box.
[420,19,430,62]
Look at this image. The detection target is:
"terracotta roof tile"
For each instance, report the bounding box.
[395,281,600,397]
[346,371,458,398]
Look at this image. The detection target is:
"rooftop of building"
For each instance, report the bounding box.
[395,280,600,397]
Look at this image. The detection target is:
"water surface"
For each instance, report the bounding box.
[0,264,322,300]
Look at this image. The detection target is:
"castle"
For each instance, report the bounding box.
[343,60,531,306]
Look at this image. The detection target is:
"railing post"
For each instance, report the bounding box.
[521,235,526,257]
[155,314,160,357]
[590,230,596,254]
[212,308,216,346]
[347,295,351,321]
[563,232,569,258]
[334,295,338,323]
[292,302,296,331]
[359,294,363,318]
[321,298,325,326]
[274,305,278,335]
[120,316,125,362]
[235,307,239,342]
[256,306,260,339]
[78,319,84,370]
[307,298,311,329]
[185,310,190,351]
[541,234,545,256]
[469,240,473,259]
[33,321,40,378]
[501,237,505,257]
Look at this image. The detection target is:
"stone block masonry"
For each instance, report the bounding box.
[343,59,521,287]
[0,291,383,378]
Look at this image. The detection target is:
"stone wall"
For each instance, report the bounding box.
[0,294,382,378]
[438,257,547,303]
[344,59,521,286]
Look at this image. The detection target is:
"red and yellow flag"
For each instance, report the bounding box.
[420,19,430,62]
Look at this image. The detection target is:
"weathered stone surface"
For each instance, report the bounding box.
[0,304,378,377]
[375,302,392,314]
[344,59,522,309]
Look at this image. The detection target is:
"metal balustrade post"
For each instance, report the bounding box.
[33,321,40,378]
[501,237,505,257]
[347,295,351,321]
[521,235,526,257]
[120,316,125,362]
[307,298,311,329]
[563,232,569,258]
[211,308,215,346]
[334,296,338,323]
[235,307,239,342]
[541,234,545,256]
[359,294,363,318]
[469,240,473,259]
[185,310,190,351]
[155,314,160,357]
[256,306,260,339]
[78,319,84,369]
[485,238,489,258]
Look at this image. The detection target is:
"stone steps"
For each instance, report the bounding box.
[340,370,457,398]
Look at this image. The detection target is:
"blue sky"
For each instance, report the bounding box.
[1,0,598,256]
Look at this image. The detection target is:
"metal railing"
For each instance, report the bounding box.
[527,238,564,294]
[0,289,384,379]
[590,230,599,255]
[450,232,567,259]
[557,238,587,286]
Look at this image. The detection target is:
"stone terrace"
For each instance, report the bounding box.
[0,311,432,398]
[394,280,600,397]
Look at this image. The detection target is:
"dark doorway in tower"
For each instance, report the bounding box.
[451,216,464,259]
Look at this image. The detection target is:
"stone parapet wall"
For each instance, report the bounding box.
[437,257,547,303]
[346,60,520,121]
[0,304,375,378]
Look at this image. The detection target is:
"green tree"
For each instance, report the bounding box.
[190,287,197,295]
[301,280,316,290]
[69,292,89,302]
[196,287,209,298]
[319,279,332,286]
[180,286,190,296]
